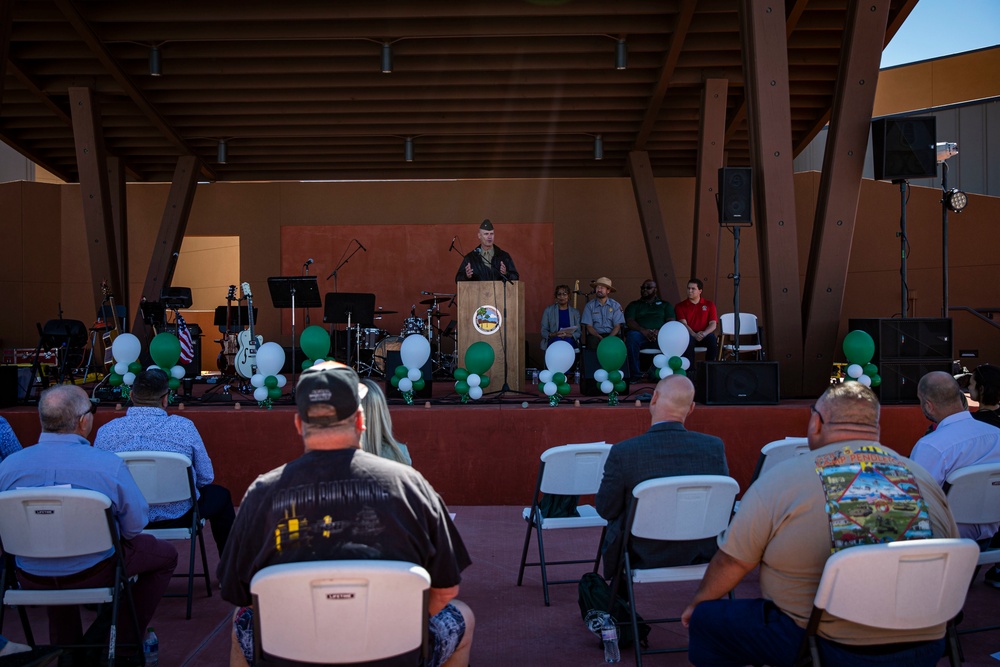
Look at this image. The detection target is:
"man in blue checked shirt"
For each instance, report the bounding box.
[0,417,22,461]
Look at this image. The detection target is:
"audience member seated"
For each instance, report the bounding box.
[623,279,674,379]
[596,375,728,580]
[0,416,22,462]
[581,277,624,346]
[969,364,1000,429]
[674,278,718,369]
[540,284,581,351]
[682,383,959,667]
[359,378,412,465]
[0,385,177,666]
[95,369,236,556]
[219,362,474,667]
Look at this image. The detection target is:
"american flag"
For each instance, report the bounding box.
[176,313,195,364]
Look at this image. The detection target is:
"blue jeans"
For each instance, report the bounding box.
[688,598,944,667]
[625,330,657,376]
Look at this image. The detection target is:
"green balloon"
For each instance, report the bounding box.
[843,330,875,364]
[395,365,408,379]
[552,372,566,384]
[128,361,143,374]
[302,359,314,371]
[455,380,470,395]
[614,381,627,393]
[268,387,281,399]
[149,332,181,369]
[675,369,687,377]
[413,378,425,391]
[557,382,572,396]
[608,370,622,383]
[265,375,278,388]
[478,375,490,388]
[668,355,683,370]
[109,373,123,386]
[870,373,881,387]
[299,326,331,361]
[390,375,400,387]
[596,336,627,371]
[454,367,469,381]
[168,377,181,390]
[465,342,495,375]
[863,363,878,376]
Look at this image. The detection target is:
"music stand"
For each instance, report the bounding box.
[214,305,258,334]
[268,277,322,379]
[323,292,376,372]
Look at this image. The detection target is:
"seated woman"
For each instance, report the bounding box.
[970,364,1000,429]
[359,379,412,465]
[540,284,581,350]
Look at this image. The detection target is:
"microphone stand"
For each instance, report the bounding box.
[327,241,365,362]
[302,262,312,326]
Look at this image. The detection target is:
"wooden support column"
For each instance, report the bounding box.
[107,156,129,318]
[802,0,891,396]
[691,78,729,288]
[68,87,121,315]
[130,156,199,346]
[0,0,12,108]
[739,0,804,397]
[627,151,681,304]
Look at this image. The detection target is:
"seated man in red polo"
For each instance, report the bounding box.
[673,278,718,368]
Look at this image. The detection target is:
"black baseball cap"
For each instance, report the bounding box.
[295,361,368,425]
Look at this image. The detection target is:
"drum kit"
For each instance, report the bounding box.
[351,292,458,379]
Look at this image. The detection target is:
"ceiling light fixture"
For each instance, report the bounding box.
[594,135,604,160]
[404,137,414,162]
[217,139,227,164]
[615,38,628,70]
[381,42,393,74]
[149,46,162,77]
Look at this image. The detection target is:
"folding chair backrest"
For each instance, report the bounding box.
[944,462,1000,525]
[754,437,809,481]
[813,538,979,630]
[738,313,758,335]
[117,451,194,505]
[630,475,739,541]
[251,560,431,664]
[538,443,612,496]
[0,488,113,558]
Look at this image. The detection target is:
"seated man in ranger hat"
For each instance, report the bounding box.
[581,276,625,345]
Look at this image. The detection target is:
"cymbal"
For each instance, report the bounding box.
[432,292,456,298]
[420,298,447,305]
[375,310,399,315]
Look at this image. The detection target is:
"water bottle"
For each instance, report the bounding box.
[143,627,159,666]
[601,614,620,662]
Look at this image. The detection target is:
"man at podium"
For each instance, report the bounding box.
[455,219,519,282]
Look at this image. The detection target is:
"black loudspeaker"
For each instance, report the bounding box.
[878,361,953,405]
[0,366,17,408]
[579,347,629,397]
[871,117,937,181]
[384,350,433,399]
[847,318,952,364]
[696,361,779,405]
[718,167,752,226]
[162,323,202,377]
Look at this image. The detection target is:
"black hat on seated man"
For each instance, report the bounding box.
[295,361,368,425]
[479,219,494,231]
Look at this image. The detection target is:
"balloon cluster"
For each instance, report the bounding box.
[147,333,188,397]
[250,342,288,406]
[108,333,144,398]
[299,326,334,369]
[539,340,575,405]
[595,337,628,405]
[453,341,494,403]
[842,330,881,388]
[390,336,431,404]
[650,321,691,380]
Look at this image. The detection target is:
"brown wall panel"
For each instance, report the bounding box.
[874,47,1000,117]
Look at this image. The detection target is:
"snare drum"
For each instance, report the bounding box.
[359,327,385,350]
[401,317,425,337]
[373,336,404,375]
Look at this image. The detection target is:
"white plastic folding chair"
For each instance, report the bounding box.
[117,451,212,619]
[516,442,612,606]
[718,312,763,360]
[611,475,739,666]
[250,560,431,665]
[943,462,1000,642]
[750,437,810,484]
[799,538,980,667]
[0,488,141,665]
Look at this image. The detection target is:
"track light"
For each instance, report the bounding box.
[217,139,227,164]
[945,188,967,213]
[615,39,628,70]
[404,137,414,162]
[149,46,162,77]
[594,135,604,160]
[381,42,393,74]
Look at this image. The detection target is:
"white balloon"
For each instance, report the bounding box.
[469,386,484,400]
[544,340,575,374]
[400,335,431,370]
[600,380,614,394]
[114,361,129,375]
[847,363,863,379]
[594,369,609,383]
[112,333,141,364]
[170,365,186,379]
[276,374,287,388]
[250,373,266,388]
[253,387,269,402]
[407,367,422,382]
[467,373,481,387]
[123,372,136,386]
[538,370,553,384]
[543,381,558,396]
[680,357,691,370]
[660,367,673,379]
[858,374,872,387]
[398,377,413,392]
[255,342,286,377]
[658,321,690,357]
[653,354,667,369]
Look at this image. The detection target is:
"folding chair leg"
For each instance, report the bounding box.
[197,529,213,598]
[946,621,963,667]
[16,606,33,646]
[185,536,197,620]
[624,557,643,667]
[592,526,605,574]
[516,511,536,586]
[534,520,552,606]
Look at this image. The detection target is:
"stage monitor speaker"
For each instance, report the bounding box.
[162,323,202,377]
[718,167,752,226]
[871,117,937,182]
[877,361,952,405]
[696,361,779,405]
[384,350,433,400]
[847,318,952,363]
[0,366,17,408]
[579,347,629,397]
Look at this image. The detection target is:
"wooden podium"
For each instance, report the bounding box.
[457,281,525,391]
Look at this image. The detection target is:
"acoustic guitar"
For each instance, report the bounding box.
[234,281,263,379]
[100,279,120,366]
[217,284,240,373]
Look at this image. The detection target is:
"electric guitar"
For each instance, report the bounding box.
[100,280,120,366]
[234,282,263,379]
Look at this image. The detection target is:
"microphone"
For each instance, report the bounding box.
[355,239,367,252]
[304,258,314,266]
[421,291,432,295]
[410,304,416,317]
[448,235,457,252]
[474,247,482,256]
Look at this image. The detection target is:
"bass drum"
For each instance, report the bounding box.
[373,336,404,376]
